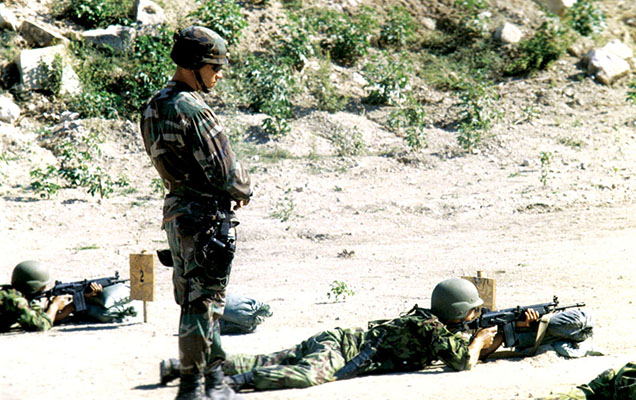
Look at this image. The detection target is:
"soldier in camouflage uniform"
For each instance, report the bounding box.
[540,361,636,400]
[1,260,80,332]
[140,26,251,400]
[213,278,500,391]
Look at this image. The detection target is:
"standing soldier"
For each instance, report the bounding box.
[140,26,251,400]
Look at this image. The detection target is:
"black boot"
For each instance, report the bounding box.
[175,373,208,400]
[225,371,255,392]
[204,365,245,399]
[160,358,181,385]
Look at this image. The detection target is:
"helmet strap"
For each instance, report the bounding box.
[194,69,209,93]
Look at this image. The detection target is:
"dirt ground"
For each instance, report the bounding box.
[2,0,636,399]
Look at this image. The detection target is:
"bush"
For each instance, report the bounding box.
[39,54,64,97]
[274,14,315,71]
[189,0,248,46]
[53,0,134,29]
[564,0,605,37]
[504,20,574,76]
[378,5,416,49]
[456,80,499,151]
[67,27,174,120]
[308,7,376,66]
[387,101,428,150]
[362,52,412,106]
[307,59,348,113]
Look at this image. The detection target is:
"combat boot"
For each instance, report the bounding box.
[204,365,245,399]
[160,358,181,385]
[175,373,208,400]
[225,371,255,392]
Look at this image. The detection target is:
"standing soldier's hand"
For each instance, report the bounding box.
[233,199,249,210]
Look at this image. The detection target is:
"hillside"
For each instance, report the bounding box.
[1,1,636,399]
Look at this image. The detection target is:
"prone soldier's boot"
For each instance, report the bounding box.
[225,371,255,392]
[204,365,245,400]
[175,373,209,400]
[160,358,181,385]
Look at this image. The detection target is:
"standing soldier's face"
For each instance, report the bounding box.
[198,64,224,90]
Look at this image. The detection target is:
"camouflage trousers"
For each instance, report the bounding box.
[223,327,364,390]
[541,361,636,400]
[165,218,228,375]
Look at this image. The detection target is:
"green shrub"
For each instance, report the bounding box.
[54,0,134,29]
[456,80,499,151]
[39,54,64,97]
[308,59,348,113]
[378,5,416,49]
[67,27,173,120]
[504,20,574,76]
[627,80,636,104]
[387,101,428,150]
[308,7,376,66]
[564,0,605,36]
[234,54,295,138]
[189,0,248,46]
[274,14,315,71]
[362,52,412,106]
[328,124,365,157]
[30,130,116,199]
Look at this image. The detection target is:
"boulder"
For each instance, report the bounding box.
[0,4,20,31]
[134,0,166,26]
[0,95,20,124]
[584,48,631,85]
[19,20,68,48]
[17,45,81,96]
[82,25,136,51]
[495,22,522,44]
[536,0,576,16]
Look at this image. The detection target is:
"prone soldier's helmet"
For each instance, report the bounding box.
[11,260,51,296]
[170,26,229,70]
[431,278,483,321]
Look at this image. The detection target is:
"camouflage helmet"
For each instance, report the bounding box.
[11,260,51,296]
[170,26,229,70]
[431,278,483,321]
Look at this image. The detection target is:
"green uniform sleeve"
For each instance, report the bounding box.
[191,108,252,202]
[430,325,471,371]
[0,289,53,332]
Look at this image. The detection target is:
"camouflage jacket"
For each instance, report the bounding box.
[140,80,251,220]
[0,287,53,332]
[361,305,471,373]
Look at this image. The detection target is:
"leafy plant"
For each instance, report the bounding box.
[504,20,574,77]
[564,0,605,36]
[308,59,348,113]
[30,131,116,199]
[151,177,165,196]
[271,196,295,222]
[379,5,416,49]
[38,54,64,97]
[309,7,376,66]
[274,14,315,71]
[456,80,499,151]
[189,0,248,46]
[539,151,553,186]
[387,101,428,150]
[327,280,355,302]
[627,80,636,104]
[53,0,134,29]
[329,124,365,157]
[362,52,412,106]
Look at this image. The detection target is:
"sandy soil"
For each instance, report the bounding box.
[2,0,636,399]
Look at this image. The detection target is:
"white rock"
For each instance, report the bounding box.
[0,4,20,31]
[0,95,20,124]
[601,40,633,60]
[584,48,631,85]
[134,0,166,26]
[495,22,522,44]
[82,25,136,51]
[536,0,576,16]
[17,45,81,96]
[19,20,68,47]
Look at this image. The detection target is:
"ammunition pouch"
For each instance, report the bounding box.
[175,206,237,288]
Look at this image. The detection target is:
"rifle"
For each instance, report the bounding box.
[451,296,585,348]
[34,272,129,313]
